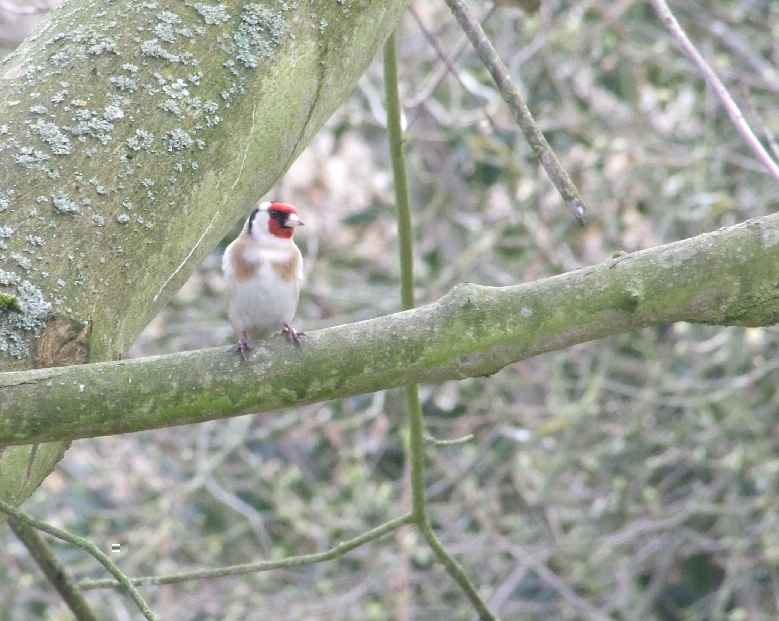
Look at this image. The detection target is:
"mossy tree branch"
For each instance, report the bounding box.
[3,212,779,447]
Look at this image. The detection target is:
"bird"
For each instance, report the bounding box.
[222,200,305,359]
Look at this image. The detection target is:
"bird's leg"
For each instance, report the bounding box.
[281,323,304,347]
[237,331,251,360]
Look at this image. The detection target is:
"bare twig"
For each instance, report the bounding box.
[79,513,413,590]
[410,6,500,134]
[444,0,587,223]
[408,5,498,108]
[8,518,100,621]
[0,499,157,621]
[705,19,779,87]
[649,0,779,185]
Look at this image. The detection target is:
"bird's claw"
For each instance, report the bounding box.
[282,323,304,347]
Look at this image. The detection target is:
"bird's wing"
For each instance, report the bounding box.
[224,238,265,284]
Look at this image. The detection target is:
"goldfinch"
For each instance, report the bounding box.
[222,200,305,358]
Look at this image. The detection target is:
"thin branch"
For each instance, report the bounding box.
[4,212,779,446]
[419,519,499,620]
[407,5,498,108]
[385,32,500,621]
[384,34,416,313]
[79,513,413,590]
[8,518,100,621]
[0,499,157,621]
[649,0,779,185]
[704,19,779,87]
[409,6,500,134]
[443,0,587,223]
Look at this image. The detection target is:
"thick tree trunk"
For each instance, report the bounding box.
[0,0,409,510]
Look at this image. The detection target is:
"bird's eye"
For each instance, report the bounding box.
[269,209,281,219]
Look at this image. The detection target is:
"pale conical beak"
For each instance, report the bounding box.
[286,213,304,227]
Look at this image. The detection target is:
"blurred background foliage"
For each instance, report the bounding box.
[5,1,779,619]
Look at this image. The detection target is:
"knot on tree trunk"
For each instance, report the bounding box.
[33,317,91,368]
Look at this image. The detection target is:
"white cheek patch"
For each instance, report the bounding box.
[251,215,268,238]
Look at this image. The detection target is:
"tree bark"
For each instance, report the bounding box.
[3,212,779,447]
[0,0,409,510]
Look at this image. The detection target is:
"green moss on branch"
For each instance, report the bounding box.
[3,212,779,447]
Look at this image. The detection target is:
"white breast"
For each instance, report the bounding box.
[224,237,303,338]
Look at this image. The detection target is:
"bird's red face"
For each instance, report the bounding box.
[266,202,302,239]
[248,201,304,240]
